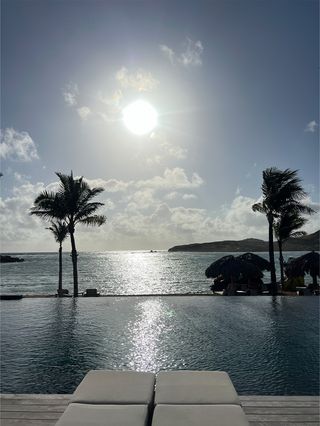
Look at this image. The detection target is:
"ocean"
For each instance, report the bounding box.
[0,250,313,295]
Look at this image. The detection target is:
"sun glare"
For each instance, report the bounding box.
[123,100,158,135]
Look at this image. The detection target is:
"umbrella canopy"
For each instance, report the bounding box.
[236,253,271,271]
[285,252,319,285]
[205,255,263,282]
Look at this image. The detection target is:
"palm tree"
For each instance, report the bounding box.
[252,168,313,295]
[274,211,307,287]
[46,221,69,296]
[31,172,106,296]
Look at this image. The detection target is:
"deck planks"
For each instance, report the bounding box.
[0,394,319,426]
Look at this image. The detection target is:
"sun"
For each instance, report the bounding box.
[123,100,158,135]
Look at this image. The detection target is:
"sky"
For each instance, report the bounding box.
[1,0,319,251]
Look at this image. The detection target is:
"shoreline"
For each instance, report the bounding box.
[0,292,300,299]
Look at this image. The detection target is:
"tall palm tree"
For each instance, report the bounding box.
[46,221,69,296]
[31,172,106,296]
[274,211,307,287]
[252,168,313,295]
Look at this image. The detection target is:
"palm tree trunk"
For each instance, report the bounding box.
[69,231,79,297]
[312,274,318,289]
[278,239,285,289]
[268,215,277,295]
[58,244,63,295]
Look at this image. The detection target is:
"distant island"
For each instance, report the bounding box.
[0,255,24,263]
[168,230,319,252]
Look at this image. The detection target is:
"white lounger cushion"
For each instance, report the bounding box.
[155,371,240,405]
[71,370,155,405]
[56,403,149,426]
[152,404,249,426]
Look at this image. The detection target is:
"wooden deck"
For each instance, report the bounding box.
[0,394,319,425]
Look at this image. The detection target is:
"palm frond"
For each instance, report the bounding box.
[74,202,105,221]
[46,220,69,244]
[252,203,265,213]
[79,215,106,226]
[30,192,66,220]
[274,208,308,242]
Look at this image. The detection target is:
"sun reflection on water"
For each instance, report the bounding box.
[127,299,170,371]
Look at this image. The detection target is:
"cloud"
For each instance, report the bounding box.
[86,168,203,194]
[115,67,159,92]
[0,128,39,162]
[160,38,204,67]
[62,82,79,106]
[0,181,48,248]
[182,193,197,200]
[98,89,123,108]
[63,68,158,125]
[165,192,179,200]
[85,177,131,193]
[125,189,156,210]
[305,120,318,133]
[159,45,175,64]
[135,168,204,191]
[144,132,187,166]
[77,106,92,121]
[180,38,204,66]
[2,173,319,251]
[165,192,197,201]
[152,132,187,159]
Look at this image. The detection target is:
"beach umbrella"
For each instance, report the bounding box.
[236,253,271,271]
[205,255,263,283]
[285,252,319,288]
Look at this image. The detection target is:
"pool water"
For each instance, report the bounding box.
[1,296,318,395]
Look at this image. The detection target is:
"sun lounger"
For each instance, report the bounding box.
[154,371,240,405]
[71,370,155,407]
[56,370,248,426]
[82,288,100,297]
[56,403,149,426]
[151,404,249,426]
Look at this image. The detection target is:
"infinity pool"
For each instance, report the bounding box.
[1,296,319,394]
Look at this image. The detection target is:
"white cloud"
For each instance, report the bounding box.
[154,133,187,160]
[305,120,318,133]
[115,67,159,92]
[2,173,319,251]
[144,132,187,166]
[0,181,48,248]
[77,106,92,121]
[165,192,197,201]
[160,38,204,67]
[159,45,175,64]
[179,38,204,66]
[125,189,156,210]
[97,89,123,123]
[98,89,123,109]
[135,168,204,191]
[85,177,131,193]
[86,168,203,195]
[104,199,116,210]
[182,194,197,200]
[165,192,179,200]
[63,82,79,106]
[0,128,39,162]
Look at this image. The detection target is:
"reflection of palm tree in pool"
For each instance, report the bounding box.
[48,298,100,392]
